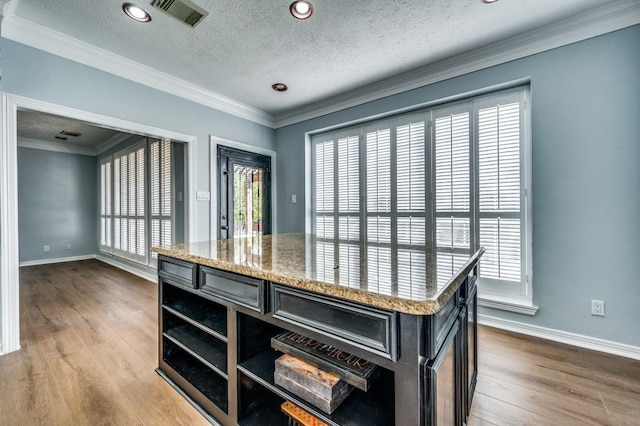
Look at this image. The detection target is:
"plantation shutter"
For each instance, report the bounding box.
[150,138,173,260]
[99,157,113,253]
[394,115,428,297]
[337,131,361,287]
[112,142,146,263]
[476,92,524,284]
[365,121,392,295]
[433,104,472,287]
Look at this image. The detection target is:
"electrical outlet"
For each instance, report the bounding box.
[43,245,50,252]
[291,194,297,204]
[591,300,605,317]
[66,243,72,250]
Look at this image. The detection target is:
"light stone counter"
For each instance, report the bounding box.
[152,233,484,315]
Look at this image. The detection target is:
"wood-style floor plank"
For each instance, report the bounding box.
[1,260,208,426]
[1,260,639,425]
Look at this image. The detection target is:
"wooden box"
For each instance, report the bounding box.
[275,354,352,414]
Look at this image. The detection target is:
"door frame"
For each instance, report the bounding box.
[0,93,197,355]
[210,136,277,241]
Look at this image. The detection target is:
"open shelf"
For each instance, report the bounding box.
[162,281,227,340]
[238,350,395,426]
[163,339,228,413]
[238,371,288,426]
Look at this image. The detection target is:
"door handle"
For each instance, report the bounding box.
[221,225,228,230]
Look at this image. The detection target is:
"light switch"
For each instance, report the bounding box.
[196,191,211,201]
[291,194,297,204]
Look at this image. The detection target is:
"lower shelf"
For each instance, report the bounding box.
[238,350,395,426]
[164,339,229,413]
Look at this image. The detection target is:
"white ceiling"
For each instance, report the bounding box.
[6,0,627,119]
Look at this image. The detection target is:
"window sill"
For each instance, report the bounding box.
[478,296,539,316]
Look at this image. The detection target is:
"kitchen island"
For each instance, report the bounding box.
[153,234,483,425]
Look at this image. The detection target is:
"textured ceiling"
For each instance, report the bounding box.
[11,0,623,115]
[17,109,128,150]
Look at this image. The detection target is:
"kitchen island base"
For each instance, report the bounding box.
[155,250,480,426]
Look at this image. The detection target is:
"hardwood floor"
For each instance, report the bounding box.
[1,260,209,426]
[1,260,638,425]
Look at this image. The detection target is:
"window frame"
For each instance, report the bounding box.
[310,86,533,309]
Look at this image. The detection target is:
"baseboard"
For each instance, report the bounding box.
[19,254,96,267]
[479,314,640,361]
[96,255,156,283]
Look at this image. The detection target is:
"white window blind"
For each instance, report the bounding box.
[434,106,472,285]
[150,138,173,260]
[99,157,113,253]
[311,87,530,303]
[477,94,524,284]
[113,143,146,263]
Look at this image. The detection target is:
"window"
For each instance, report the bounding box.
[99,157,112,253]
[311,88,531,304]
[99,138,175,266]
[113,142,146,263]
[150,138,173,261]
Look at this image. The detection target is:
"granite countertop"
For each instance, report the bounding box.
[152,233,484,315]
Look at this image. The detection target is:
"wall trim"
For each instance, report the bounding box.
[96,132,135,155]
[0,93,195,356]
[19,254,96,267]
[209,136,278,242]
[1,4,275,128]
[3,1,638,130]
[478,297,539,316]
[274,0,640,128]
[96,255,156,283]
[18,136,97,156]
[0,94,21,355]
[479,314,640,361]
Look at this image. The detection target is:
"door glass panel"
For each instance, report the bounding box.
[233,165,264,238]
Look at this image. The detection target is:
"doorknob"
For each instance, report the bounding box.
[221,225,228,230]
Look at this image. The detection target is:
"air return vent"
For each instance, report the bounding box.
[151,0,208,27]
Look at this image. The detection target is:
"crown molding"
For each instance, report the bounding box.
[96,132,135,155]
[18,136,97,156]
[1,7,275,128]
[274,0,640,128]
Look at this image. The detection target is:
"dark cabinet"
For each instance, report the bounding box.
[426,319,460,425]
[156,258,480,425]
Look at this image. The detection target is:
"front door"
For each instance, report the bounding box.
[218,146,271,240]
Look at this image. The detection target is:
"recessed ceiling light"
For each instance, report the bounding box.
[290,1,313,20]
[123,3,152,22]
[272,83,288,92]
[481,0,499,3]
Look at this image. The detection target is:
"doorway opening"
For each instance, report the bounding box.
[217,146,271,240]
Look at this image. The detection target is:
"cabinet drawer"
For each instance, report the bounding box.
[271,285,397,360]
[159,256,197,288]
[200,266,267,313]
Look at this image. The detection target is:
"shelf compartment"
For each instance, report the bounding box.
[163,311,228,377]
[162,281,227,339]
[163,339,228,413]
[238,350,395,426]
[238,312,284,363]
[238,371,288,426]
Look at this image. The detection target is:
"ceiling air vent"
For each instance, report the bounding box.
[60,130,83,137]
[151,0,208,27]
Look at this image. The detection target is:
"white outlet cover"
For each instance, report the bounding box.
[291,194,297,204]
[196,191,211,201]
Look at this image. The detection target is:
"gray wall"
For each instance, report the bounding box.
[18,147,97,262]
[275,25,640,347]
[1,38,275,244]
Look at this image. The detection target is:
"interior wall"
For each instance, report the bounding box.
[18,147,97,263]
[274,25,640,347]
[1,38,276,244]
